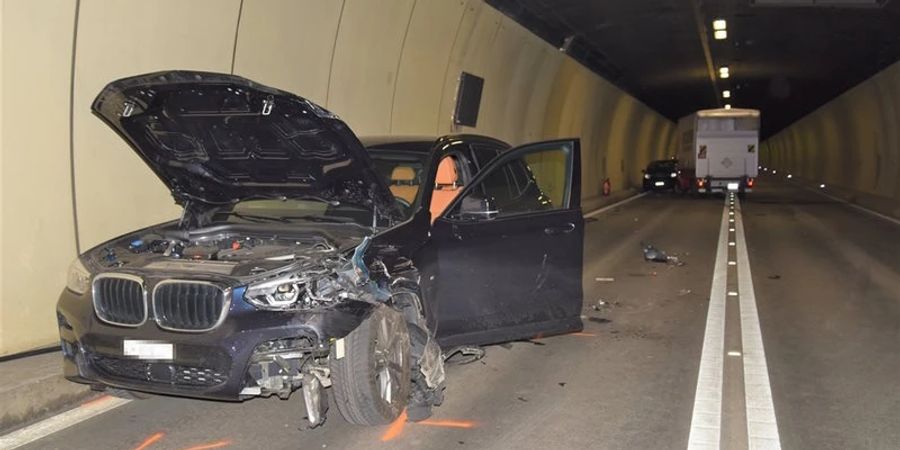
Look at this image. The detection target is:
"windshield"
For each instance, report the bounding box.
[214,198,375,227]
[213,147,429,227]
[647,160,677,172]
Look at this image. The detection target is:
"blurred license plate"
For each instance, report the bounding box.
[123,340,173,360]
[727,182,739,191]
[654,181,665,186]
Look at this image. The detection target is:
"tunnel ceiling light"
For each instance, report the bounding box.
[725,104,732,109]
[713,19,727,30]
[719,66,730,78]
[714,30,728,40]
[723,90,731,98]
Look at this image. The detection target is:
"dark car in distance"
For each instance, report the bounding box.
[642,159,684,192]
[57,71,584,428]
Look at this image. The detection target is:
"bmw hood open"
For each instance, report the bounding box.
[92,71,399,224]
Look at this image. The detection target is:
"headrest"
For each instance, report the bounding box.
[391,166,416,182]
[435,157,458,185]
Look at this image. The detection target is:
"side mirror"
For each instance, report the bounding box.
[457,195,499,221]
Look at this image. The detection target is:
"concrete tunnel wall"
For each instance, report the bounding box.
[0,0,676,356]
[762,60,900,218]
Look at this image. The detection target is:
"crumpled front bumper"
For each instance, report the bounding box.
[56,287,375,401]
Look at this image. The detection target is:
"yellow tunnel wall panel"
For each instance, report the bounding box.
[326,0,417,135]
[390,0,468,136]
[0,0,78,354]
[0,0,674,355]
[763,60,900,215]
[232,0,344,106]
[72,0,242,251]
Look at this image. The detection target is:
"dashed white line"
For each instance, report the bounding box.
[688,194,781,450]
[735,197,782,449]
[800,184,900,227]
[687,197,731,450]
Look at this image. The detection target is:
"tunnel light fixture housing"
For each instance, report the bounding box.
[713,19,727,30]
[723,90,731,98]
[714,30,728,40]
[719,66,730,79]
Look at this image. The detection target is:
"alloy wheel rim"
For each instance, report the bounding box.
[373,315,403,405]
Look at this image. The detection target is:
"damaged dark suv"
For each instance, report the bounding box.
[57,71,584,427]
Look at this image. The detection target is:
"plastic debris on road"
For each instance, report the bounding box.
[642,242,686,266]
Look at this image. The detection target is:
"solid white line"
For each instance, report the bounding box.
[734,197,782,450]
[800,184,900,227]
[0,396,130,450]
[583,192,649,218]
[687,197,730,450]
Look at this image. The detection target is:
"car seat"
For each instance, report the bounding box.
[389,166,418,204]
[429,156,461,223]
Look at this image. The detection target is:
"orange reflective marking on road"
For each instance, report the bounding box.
[380,409,408,442]
[80,394,113,408]
[133,432,165,450]
[181,439,232,450]
[417,419,477,429]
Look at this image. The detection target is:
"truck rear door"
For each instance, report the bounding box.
[698,134,757,179]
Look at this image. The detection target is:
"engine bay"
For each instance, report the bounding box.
[88,224,352,279]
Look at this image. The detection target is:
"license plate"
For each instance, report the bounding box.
[123,340,173,360]
[654,181,665,187]
[727,182,739,191]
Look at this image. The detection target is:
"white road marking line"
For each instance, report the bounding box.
[583,192,649,217]
[0,396,130,450]
[687,197,731,450]
[799,184,900,227]
[734,197,782,450]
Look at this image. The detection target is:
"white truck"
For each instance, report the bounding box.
[676,108,760,195]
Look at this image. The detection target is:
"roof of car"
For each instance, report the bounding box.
[360,134,511,152]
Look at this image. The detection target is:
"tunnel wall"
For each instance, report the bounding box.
[0,0,674,356]
[762,60,900,217]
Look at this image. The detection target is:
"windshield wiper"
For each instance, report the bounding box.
[278,215,356,224]
[294,195,341,207]
[222,212,290,223]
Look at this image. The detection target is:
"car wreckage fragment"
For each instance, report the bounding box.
[236,237,446,427]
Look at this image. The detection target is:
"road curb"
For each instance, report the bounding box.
[0,352,97,436]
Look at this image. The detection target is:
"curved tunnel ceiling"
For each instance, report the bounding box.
[487,0,900,138]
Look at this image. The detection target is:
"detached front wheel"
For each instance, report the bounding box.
[330,306,411,426]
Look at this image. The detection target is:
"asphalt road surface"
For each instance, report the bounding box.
[14,179,900,450]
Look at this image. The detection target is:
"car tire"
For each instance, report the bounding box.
[330,306,411,426]
[106,388,151,400]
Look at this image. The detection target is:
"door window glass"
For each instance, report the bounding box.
[450,143,572,220]
[470,143,503,170]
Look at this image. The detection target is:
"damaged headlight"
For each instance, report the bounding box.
[244,273,305,310]
[66,258,92,295]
